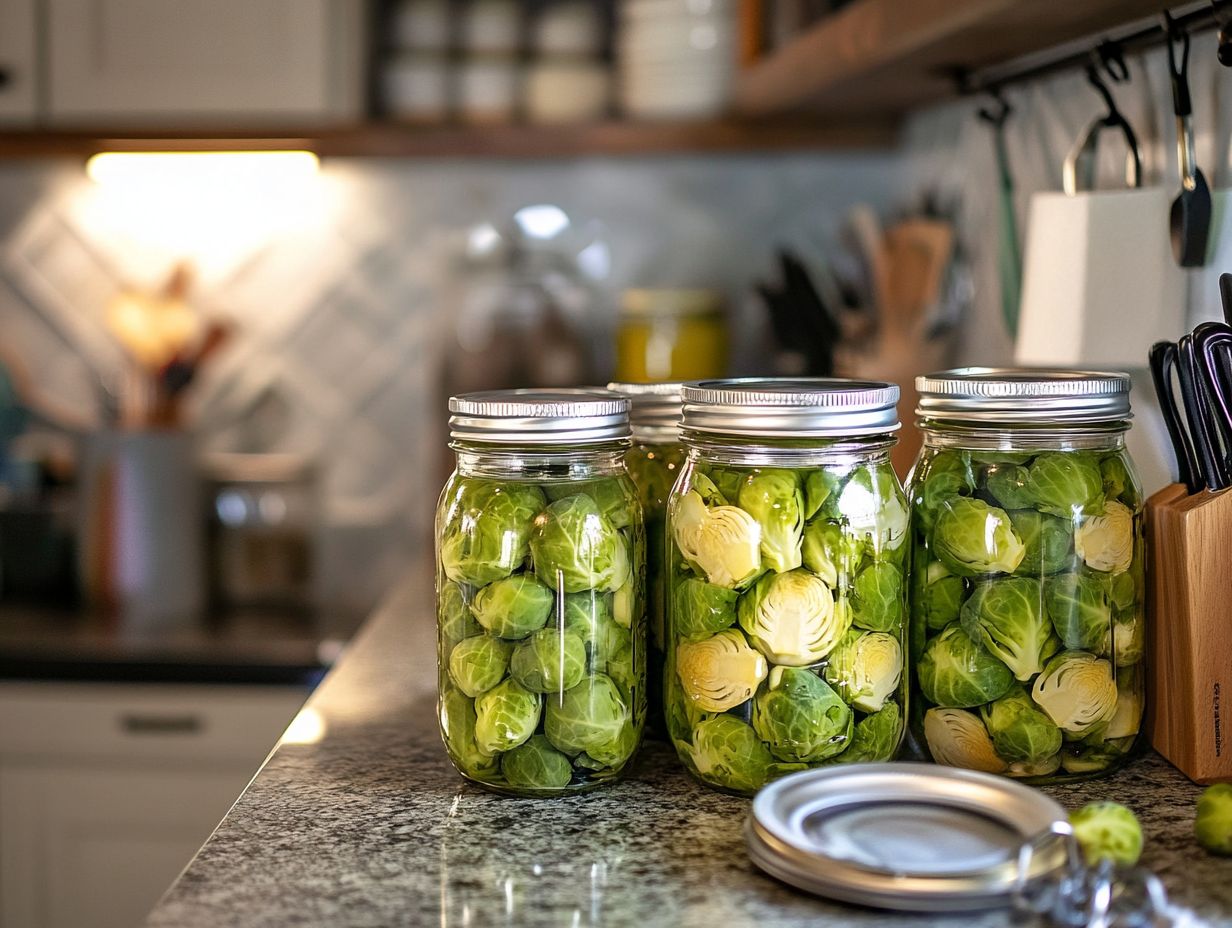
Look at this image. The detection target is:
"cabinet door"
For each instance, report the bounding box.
[0,0,38,125]
[46,0,363,125]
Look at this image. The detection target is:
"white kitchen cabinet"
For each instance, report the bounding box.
[45,0,365,126]
[0,681,307,928]
[0,0,39,126]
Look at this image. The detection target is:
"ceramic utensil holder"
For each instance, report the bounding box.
[1146,482,1232,783]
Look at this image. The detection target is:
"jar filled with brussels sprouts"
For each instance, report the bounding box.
[908,369,1144,783]
[436,390,646,795]
[664,379,909,795]
[607,381,685,736]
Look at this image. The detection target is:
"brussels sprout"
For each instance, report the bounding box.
[932,497,1026,577]
[1030,651,1118,736]
[606,634,638,708]
[544,673,629,757]
[1008,754,1061,778]
[960,577,1058,681]
[1105,672,1142,739]
[691,471,729,506]
[509,627,587,693]
[586,716,639,768]
[1027,453,1104,518]
[501,734,573,789]
[544,477,634,529]
[1059,738,1134,774]
[803,470,841,521]
[1100,455,1133,502]
[687,715,774,793]
[801,519,863,587]
[839,701,902,763]
[918,454,976,529]
[676,628,768,712]
[986,464,1035,510]
[561,592,629,668]
[738,569,849,666]
[448,635,513,697]
[1112,609,1144,665]
[918,623,1014,708]
[440,685,499,776]
[980,686,1063,764]
[851,562,904,633]
[823,629,902,713]
[474,678,542,756]
[665,678,714,749]
[1075,501,1135,574]
[674,577,739,639]
[752,666,853,763]
[673,490,764,589]
[1008,510,1074,576]
[1044,573,1111,653]
[737,470,805,573]
[612,577,636,629]
[440,581,482,655]
[827,467,909,552]
[531,495,631,594]
[471,573,554,640]
[440,481,546,586]
[1105,570,1137,612]
[967,450,1036,466]
[1195,784,1232,856]
[923,707,1008,773]
[1069,801,1143,866]
[921,562,966,631]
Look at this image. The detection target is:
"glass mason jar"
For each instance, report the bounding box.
[436,389,647,796]
[607,381,686,736]
[907,369,1145,783]
[664,379,909,796]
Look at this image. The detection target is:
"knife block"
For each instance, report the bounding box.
[1146,483,1232,783]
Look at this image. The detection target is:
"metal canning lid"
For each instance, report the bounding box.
[681,378,900,438]
[746,764,1069,913]
[606,381,683,439]
[449,388,631,444]
[916,367,1132,423]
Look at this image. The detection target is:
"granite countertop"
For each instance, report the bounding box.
[149,573,1232,928]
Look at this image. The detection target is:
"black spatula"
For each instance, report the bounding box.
[1165,16,1212,267]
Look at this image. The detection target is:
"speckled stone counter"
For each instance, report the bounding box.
[149,574,1232,928]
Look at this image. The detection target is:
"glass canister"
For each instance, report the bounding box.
[607,381,685,735]
[664,379,909,795]
[907,369,1145,782]
[614,289,729,383]
[436,389,646,795]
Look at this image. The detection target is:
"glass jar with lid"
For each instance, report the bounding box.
[436,389,646,795]
[907,369,1144,782]
[607,381,685,735]
[614,289,729,383]
[664,378,909,795]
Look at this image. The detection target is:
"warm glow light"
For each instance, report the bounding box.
[86,150,319,185]
[281,707,327,745]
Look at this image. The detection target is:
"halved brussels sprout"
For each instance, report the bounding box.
[530,495,630,594]
[448,635,513,697]
[801,519,863,587]
[1044,572,1111,653]
[1027,453,1104,518]
[851,562,904,633]
[474,678,543,755]
[544,673,629,757]
[501,734,573,789]
[980,686,1063,764]
[509,627,587,693]
[688,715,773,793]
[827,467,908,552]
[440,684,499,776]
[932,497,1026,576]
[673,490,764,590]
[1075,501,1134,573]
[752,666,853,763]
[544,477,635,529]
[441,481,546,586]
[918,623,1014,708]
[674,577,739,639]
[986,464,1035,510]
[1105,680,1143,739]
[737,470,805,573]
[920,561,965,631]
[676,628,768,712]
[923,707,1008,773]
[1112,609,1144,665]
[1030,651,1118,736]
[471,573,554,640]
[738,569,848,666]
[1069,801,1143,866]
[1008,510,1074,576]
[960,577,1058,681]
[440,581,482,656]
[823,629,902,713]
[839,701,902,763]
[612,578,636,628]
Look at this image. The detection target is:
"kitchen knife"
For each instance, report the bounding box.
[1150,340,1202,493]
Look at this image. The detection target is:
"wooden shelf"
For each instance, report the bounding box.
[736,0,1174,117]
[0,118,896,160]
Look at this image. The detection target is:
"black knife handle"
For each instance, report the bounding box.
[1178,335,1227,490]
[1150,340,1201,492]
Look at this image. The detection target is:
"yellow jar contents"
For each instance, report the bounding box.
[614,289,728,382]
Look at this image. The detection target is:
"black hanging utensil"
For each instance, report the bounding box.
[1150,340,1202,493]
[1164,14,1213,267]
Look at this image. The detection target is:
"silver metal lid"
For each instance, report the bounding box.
[449,389,631,444]
[916,368,1132,424]
[606,381,683,440]
[746,763,1068,913]
[681,378,900,438]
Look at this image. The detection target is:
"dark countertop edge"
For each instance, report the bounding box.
[0,657,329,686]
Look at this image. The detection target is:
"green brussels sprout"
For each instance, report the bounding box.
[823,629,902,713]
[471,573,554,640]
[826,466,909,552]
[838,701,902,763]
[674,577,739,639]
[751,666,853,763]
[1030,651,1118,736]
[801,519,864,587]
[803,469,841,521]
[676,628,768,712]
[1069,801,1143,866]
[918,623,1014,708]
[500,734,573,789]
[986,464,1035,510]
[960,577,1058,681]
[917,453,976,531]
[687,715,774,793]
[448,635,513,697]
[691,471,730,506]
[544,673,629,757]
[1195,784,1232,856]
[439,685,499,776]
[1026,453,1104,518]
[1008,754,1061,778]
[967,450,1036,465]
[612,577,636,628]
[923,706,1008,773]
[980,686,1063,764]
[606,634,638,707]
[921,561,966,631]
[544,477,635,529]
[1075,501,1135,573]
[738,470,805,573]
[561,592,629,668]
[530,495,630,594]
[673,489,764,589]
[509,627,587,693]
[1112,608,1144,665]
[1008,510,1074,575]
[1105,678,1143,739]
[1044,572,1111,653]
[738,569,849,666]
[585,716,639,768]
[1105,570,1137,612]
[664,678,714,749]
[850,561,904,633]
[1100,455,1134,502]
[439,581,482,656]
[932,497,1026,577]
[440,481,546,586]
[474,678,542,756]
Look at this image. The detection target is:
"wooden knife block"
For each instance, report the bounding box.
[1146,483,1232,783]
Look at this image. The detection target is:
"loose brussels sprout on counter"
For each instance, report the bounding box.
[666,458,908,795]
[1069,801,1143,866]
[436,472,646,794]
[1195,784,1232,856]
[908,445,1145,782]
